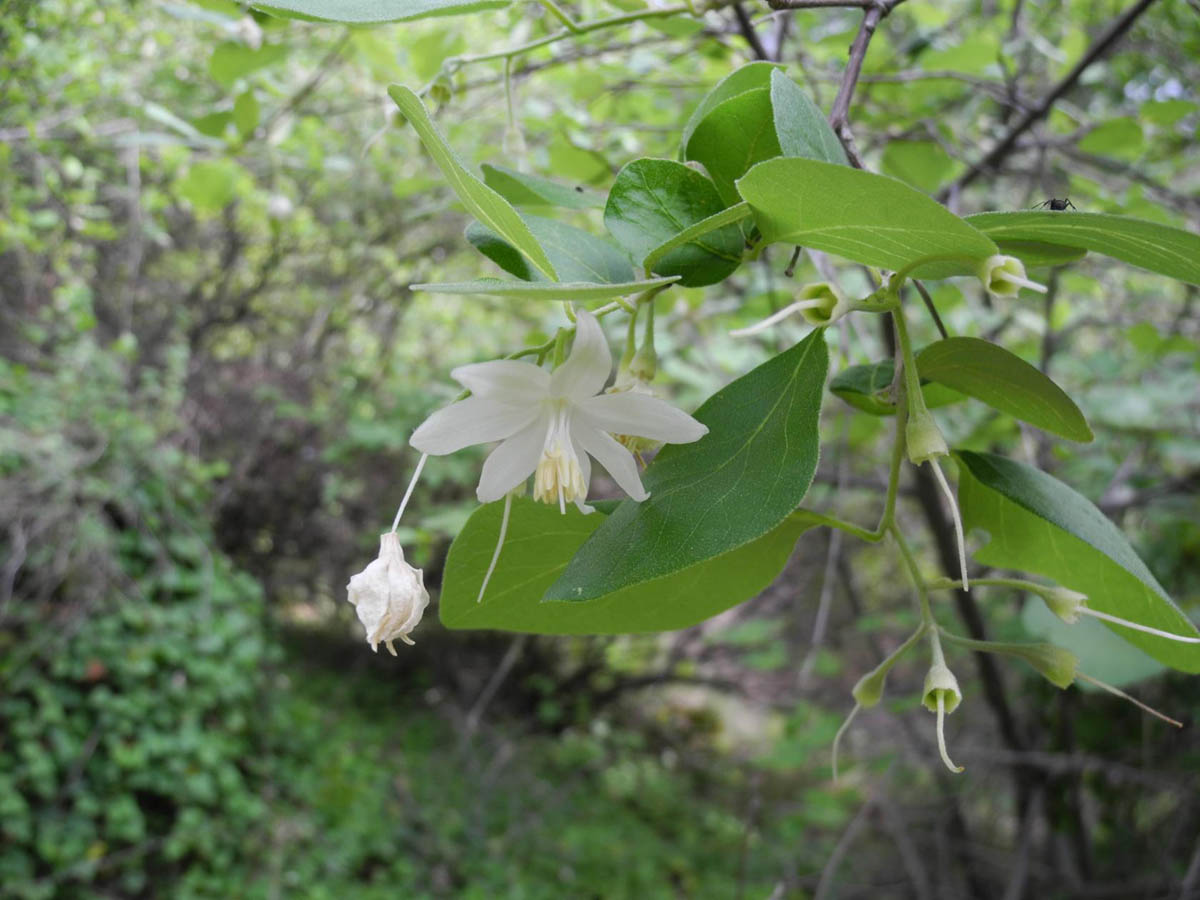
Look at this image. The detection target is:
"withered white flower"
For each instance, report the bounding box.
[409,308,707,513]
[346,532,429,654]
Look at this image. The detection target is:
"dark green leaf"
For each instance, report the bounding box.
[769,69,846,166]
[440,500,815,634]
[679,61,780,159]
[481,163,603,209]
[916,337,1093,441]
[388,85,557,280]
[736,157,997,273]
[467,215,635,284]
[545,330,828,605]
[829,359,960,416]
[685,87,781,206]
[957,451,1200,672]
[253,0,508,23]
[604,158,743,287]
[411,276,678,300]
[966,211,1200,286]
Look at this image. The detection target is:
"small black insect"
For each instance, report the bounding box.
[1033,197,1076,211]
[574,186,584,193]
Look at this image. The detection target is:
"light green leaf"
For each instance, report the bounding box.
[993,239,1086,269]
[411,277,678,300]
[480,163,602,209]
[685,88,781,206]
[467,215,635,284]
[440,500,814,634]
[232,91,259,138]
[916,337,1093,442]
[881,140,955,194]
[605,158,744,287]
[175,158,249,218]
[545,330,828,605]
[1077,117,1144,160]
[679,61,781,159]
[957,450,1200,672]
[966,211,1200,286]
[769,69,846,166]
[192,111,232,138]
[736,157,997,272]
[209,42,287,88]
[388,85,557,280]
[252,0,508,23]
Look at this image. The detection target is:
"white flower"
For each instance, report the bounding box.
[346,532,429,654]
[409,309,708,512]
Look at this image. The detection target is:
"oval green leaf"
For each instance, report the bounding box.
[679,61,781,159]
[481,163,603,210]
[545,329,828,605]
[253,0,508,23]
[957,450,1200,673]
[685,87,782,207]
[769,69,847,166]
[440,500,815,634]
[736,157,997,272]
[604,158,744,287]
[467,215,635,284]
[388,85,557,280]
[966,211,1200,286]
[411,276,679,300]
[916,337,1093,442]
[829,359,961,416]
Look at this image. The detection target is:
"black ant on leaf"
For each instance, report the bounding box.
[1032,198,1077,211]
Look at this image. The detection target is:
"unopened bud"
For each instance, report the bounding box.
[1040,585,1089,625]
[978,254,1047,299]
[1016,643,1079,689]
[851,669,887,709]
[906,406,948,465]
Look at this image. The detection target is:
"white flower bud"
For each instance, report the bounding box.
[978,254,1047,299]
[234,16,263,50]
[1040,585,1088,624]
[346,532,429,655]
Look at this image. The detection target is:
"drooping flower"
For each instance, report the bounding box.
[409,309,708,512]
[346,532,429,654]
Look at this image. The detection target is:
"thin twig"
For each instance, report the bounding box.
[733,3,769,59]
[944,0,1161,196]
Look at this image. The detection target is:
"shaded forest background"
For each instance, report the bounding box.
[1,0,1199,897]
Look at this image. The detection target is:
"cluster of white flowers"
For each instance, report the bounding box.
[345,308,707,650]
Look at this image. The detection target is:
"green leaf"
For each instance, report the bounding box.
[232,91,259,138]
[915,337,1093,442]
[439,500,815,634]
[957,450,1200,673]
[829,359,960,416]
[480,164,602,209]
[685,87,781,206]
[467,215,635,284]
[1077,117,1144,160]
[175,159,248,218]
[993,239,1086,269]
[192,111,232,138]
[965,211,1200,286]
[388,85,557,280]
[604,158,743,288]
[545,330,828,605]
[769,70,846,166]
[679,61,781,159]
[411,277,678,300]
[736,157,997,273]
[209,42,287,88]
[880,140,955,194]
[252,0,508,23]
